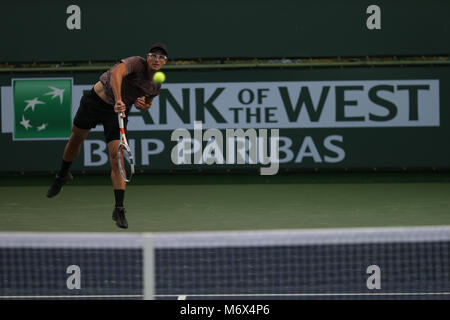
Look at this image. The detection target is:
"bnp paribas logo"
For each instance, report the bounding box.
[13,79,72,140]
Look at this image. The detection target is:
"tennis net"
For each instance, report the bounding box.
[0,226,449,299]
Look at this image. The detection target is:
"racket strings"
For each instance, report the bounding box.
[118,144,134,181]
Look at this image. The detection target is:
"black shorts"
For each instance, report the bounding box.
[74,89,128,143]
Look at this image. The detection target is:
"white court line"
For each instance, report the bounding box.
[2,292,449,299]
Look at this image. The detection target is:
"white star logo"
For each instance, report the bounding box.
[44,86,65,104]
[24,97,45,112]
[20,115,32,130]
[37,123,48,131]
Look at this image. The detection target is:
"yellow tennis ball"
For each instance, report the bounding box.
[153,71,166,84]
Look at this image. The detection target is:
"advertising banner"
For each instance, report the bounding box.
[1,67,449,173]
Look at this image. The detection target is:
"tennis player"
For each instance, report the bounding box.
[46,43,168,229]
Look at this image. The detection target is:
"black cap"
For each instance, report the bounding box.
[149,43,168,56]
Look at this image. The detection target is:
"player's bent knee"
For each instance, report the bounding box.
[107,140,121,171]
[70,125,89,143]
[109,153,119,167]
[110,156,124,175]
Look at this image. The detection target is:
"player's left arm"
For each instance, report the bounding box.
[134,96,153,110]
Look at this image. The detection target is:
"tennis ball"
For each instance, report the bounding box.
[153,71,166,84]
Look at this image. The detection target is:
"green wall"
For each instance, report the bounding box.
[1,0,449,62]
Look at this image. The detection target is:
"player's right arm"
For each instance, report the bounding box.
[110,63,128,116]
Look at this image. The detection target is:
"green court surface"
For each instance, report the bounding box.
[0,172,449,232]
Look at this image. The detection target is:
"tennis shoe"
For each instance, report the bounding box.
[112,206,128,229]
[46,172,73,198]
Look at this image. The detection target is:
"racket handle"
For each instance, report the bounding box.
[118,112,125,129]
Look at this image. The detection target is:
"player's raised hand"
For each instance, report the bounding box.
[135,96,152,110]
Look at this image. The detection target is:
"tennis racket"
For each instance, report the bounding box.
[117,112,134,182]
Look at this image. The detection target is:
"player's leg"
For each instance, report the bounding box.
[59,124,90,177]
[62,125,91,162]
[60,124,90,176]
[103,109,130,229]
[108,139,128,229]
[46,125,91,198]
[46,87,99,198]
